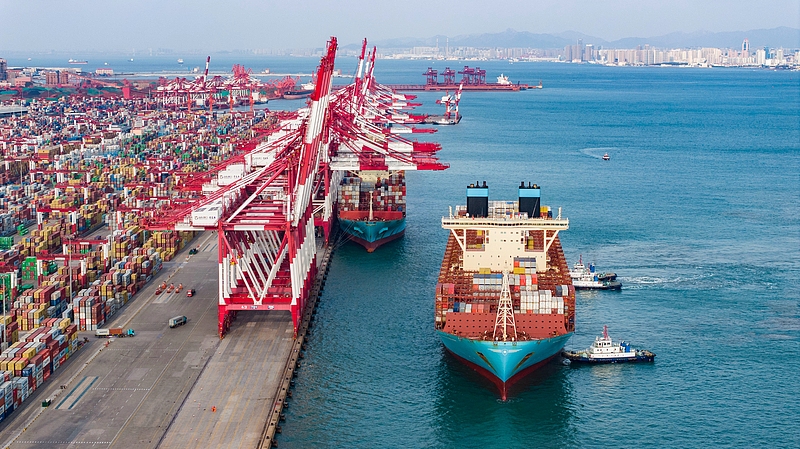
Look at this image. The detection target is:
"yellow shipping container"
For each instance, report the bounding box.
[23,347,36,359]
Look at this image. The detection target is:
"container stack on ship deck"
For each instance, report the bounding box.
[338,170,406,252]
[435,182,574,399]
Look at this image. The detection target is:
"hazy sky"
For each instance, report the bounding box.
[2,0,798,51]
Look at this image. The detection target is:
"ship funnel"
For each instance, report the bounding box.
[466,182,489,217]
[518,182,540,218]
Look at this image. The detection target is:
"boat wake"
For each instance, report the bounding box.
[579,147,617,160]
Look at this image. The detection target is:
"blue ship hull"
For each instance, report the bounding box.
[339,217,405,252]
[438,330,572,399]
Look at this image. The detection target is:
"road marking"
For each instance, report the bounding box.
[17,441,112,444]
[152,291,176,304]
[55,376,98,410]
[92,387,151,391]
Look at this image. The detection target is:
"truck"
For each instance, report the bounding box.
[95,328,135,338]
[168,316,187,328]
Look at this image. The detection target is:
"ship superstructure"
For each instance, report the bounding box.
[435,182,574,399]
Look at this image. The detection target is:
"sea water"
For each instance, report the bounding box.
[279,62,800,448]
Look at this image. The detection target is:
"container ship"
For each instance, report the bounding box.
[435,182,574,399]
[338,171,406,252]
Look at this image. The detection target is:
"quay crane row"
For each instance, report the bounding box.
[141,37,448,338]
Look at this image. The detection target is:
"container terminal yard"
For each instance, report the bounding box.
[0,37,447,447]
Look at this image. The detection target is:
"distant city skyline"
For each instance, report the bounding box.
[1,0,799,52]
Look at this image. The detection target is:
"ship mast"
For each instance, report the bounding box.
[369,189,374,221]
[493,271,517,341]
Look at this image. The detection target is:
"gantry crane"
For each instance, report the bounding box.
[142,37,448,338]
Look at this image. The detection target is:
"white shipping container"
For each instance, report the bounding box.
[191,200,223,227]
[250,152,275,167]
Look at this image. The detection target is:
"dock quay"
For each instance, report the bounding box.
[0,232,334,448]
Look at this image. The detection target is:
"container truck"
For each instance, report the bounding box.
[95,328,135,337]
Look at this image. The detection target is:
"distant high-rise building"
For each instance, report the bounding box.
[742,38,750,55]
[0,58,7,81]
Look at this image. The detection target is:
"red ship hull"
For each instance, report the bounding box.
[445,347,560,400]
[346,228,405,253]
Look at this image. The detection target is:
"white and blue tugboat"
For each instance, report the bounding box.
[562,325,655,363]
[569,256,622,290]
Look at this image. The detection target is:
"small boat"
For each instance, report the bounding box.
[569,256,621,290]
[562,326,655,363]
[177,58,184,64]
[68,59,88,64]
[602,153,610,161]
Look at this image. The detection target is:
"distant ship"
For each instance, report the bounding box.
[282,82,315,100]
[435,182,574,399]
[177,59,184,64]
[68,59,88,65]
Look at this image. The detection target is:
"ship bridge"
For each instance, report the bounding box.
[442,198,568,273]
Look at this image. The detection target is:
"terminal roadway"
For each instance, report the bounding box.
[0,231,298,448]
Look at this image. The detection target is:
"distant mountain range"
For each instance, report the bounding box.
[346,27,799,50]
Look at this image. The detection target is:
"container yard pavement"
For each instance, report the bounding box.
[157,309,294,448]
[0,231,222,448]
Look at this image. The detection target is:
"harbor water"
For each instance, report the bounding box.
[280,62,800,448]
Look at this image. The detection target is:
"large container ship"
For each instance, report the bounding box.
[435,182,574,399]
[337,170,406,252]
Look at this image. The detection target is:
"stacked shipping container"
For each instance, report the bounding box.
[0,318,80,422]
[337,171,406,214]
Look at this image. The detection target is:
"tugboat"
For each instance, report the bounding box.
[602,153,610,161]
[569,256,622,290]
[562,326,655,363]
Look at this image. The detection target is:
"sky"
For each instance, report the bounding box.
[1,0,798,52]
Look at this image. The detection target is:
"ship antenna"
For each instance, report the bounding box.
[603,325,609,340]
[493,270,517,342]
